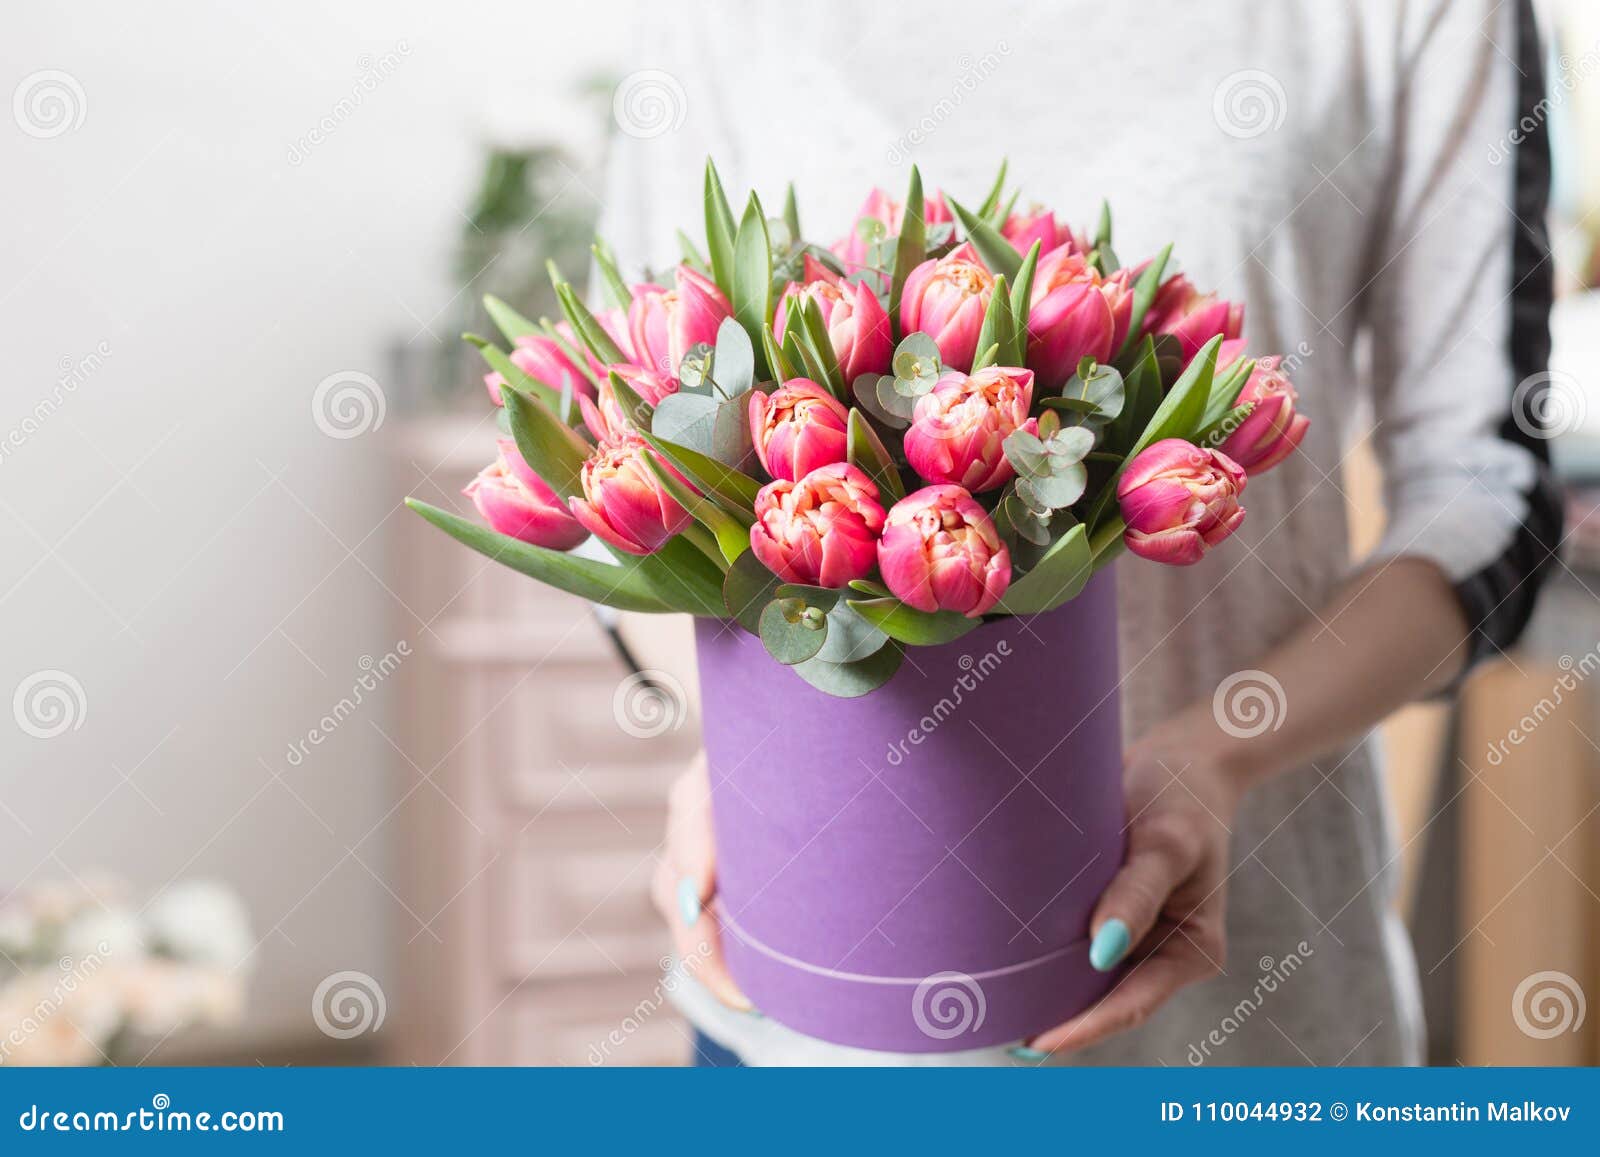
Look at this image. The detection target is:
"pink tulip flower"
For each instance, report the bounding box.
[1001,208,1085,257]
[464,439,589,551]
[627,265,733,382]
[1025,248,1116,387]
[1099,267,1136,354]
[749,378,851,483]
[878,485,1011,617]
[568,434,694,555]
[1140,274,1244,363]
[900,243,996,373]
[579,363,678,443]
[903,367,1035,493]
[1117,439,1247,566]
[1217,356,1310,475]
[482,333,594,407]
[750,463,886,588]
[772,256,893,382]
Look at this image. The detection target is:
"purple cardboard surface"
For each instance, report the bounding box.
[696,571,1126,1053]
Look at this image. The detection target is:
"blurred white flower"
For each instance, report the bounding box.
[144,880,254,970]
[0,876,251,1066]
[57,904,143,965]
[0,905,36,957]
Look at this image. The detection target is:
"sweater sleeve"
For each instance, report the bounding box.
[1361,0,1562,670]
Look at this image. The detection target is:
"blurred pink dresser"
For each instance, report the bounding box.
[390,417,700,1066]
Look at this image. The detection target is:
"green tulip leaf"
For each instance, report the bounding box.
[1199,355,1257,429]
[465,334,562,414]
[405,500,675,613]
[847,577,892,599]
[732,193,773,378]
[846,408,905,504]
[554,282,626,366]
[1195,400,1256,452]
[846,598,981,646]
[1133,334,1223,453]
[1114,243,1172,361]
[890,166,927,324]
[677,229,709,269]
[973,274,1015,370]
[618,535,729,617]
[606,369,654,432]
[947,196,1021,283]
[590,238,632,313]
[642,454,749,565]
[639,431,760,519]
[975,159,1009,221]
[1108,337,1162,451]
[1009,241,1041,339]
[483,295,540,343]
[996,521,1093,615]
[502,387,591,501]
[782,182,801,242]
[797,296,846,399]
[704,160,738,298]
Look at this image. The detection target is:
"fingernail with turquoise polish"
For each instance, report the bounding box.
[1089,918,1131,972]
[1009,1045,1049,1061]
[676,877,701,926]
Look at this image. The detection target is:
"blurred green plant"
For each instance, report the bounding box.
[436,145,599,405]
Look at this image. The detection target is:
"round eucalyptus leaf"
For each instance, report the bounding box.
[760,598,827,666]
[814,601,890,664]
[791,641,905,698]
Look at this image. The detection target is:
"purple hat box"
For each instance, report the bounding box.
[695,570,1126,1053]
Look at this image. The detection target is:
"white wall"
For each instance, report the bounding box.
[0,2,625,1051]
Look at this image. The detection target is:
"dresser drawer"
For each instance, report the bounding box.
[492,819,666,983]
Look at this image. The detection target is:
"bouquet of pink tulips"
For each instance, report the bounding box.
[408,161,1309,697]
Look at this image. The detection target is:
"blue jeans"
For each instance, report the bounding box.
[692,1031,744,1067]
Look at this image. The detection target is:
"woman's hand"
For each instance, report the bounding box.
[1022,724,1243,1056]
[650,753,751,1010]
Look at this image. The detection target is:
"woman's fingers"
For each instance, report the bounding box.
[1087,813,1204,967]
[654,754,750,1011]
[1026,934,1217,1055]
